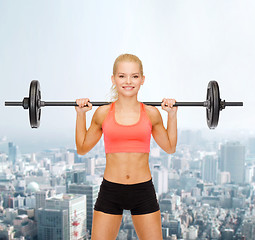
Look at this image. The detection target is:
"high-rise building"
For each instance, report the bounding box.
[217,171,231,185]
[171,156,189,172]
[85,157,95,175]
[8,142,18,165]
[248,137,255,156]
[36,190,55,209]
[219,142,245,184]
[152,165,168,197]
[44,194,87,239]
[63,151,75,165]
[221,229,234,240]
[162,220,182,239]
[37,194,87,240]
[162,227,170,239]
[201,155,218,183]
[68,183,100,235]
[242,217,255,239]
[245,165,254,183]
[36,191,47,209]
[159,198,175,213]
[37,208,69,240]
[66,169,86,191]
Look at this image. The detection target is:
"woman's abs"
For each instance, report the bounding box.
[103,152,152,184]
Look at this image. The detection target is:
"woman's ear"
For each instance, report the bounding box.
[141,75,145,85]
[111,75,115,85]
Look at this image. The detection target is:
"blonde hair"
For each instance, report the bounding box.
[107,54,144,102]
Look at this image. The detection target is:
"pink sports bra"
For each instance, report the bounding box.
[102,101,152,153]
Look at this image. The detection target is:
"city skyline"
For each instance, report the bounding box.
[1,131,255,239]
[0,127,254,154]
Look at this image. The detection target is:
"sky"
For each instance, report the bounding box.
[0,0,255,153]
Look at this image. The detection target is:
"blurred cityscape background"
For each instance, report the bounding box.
[1,128,255,239]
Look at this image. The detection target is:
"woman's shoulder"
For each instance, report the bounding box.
[93,102,112,126]
[143,103,162,126]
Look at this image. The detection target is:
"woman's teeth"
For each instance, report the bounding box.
[123,87,134,90]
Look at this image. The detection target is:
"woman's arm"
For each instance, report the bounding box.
[75,98,103,155]
[149,99,177,154]
[166,111,177,153]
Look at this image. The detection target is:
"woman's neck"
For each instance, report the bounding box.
[115,96,140,110]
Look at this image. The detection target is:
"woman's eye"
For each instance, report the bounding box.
[133,75,139,78]
[119,75,124,78]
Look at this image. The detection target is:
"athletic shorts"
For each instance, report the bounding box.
[94,177,160,215]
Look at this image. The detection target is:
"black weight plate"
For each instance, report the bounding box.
[29,80,41,128]
[206,81,220,129]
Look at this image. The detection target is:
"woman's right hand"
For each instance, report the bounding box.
[75,98,93,113]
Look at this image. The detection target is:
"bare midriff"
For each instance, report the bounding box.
[103,152,152,184]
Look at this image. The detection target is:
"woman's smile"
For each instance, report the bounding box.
[122,86,135,90]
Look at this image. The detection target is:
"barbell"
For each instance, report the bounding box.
[5,80,243,129]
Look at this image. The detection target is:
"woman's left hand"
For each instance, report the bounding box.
[161,98,178,114]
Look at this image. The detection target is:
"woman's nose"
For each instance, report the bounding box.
[126,76,131,83]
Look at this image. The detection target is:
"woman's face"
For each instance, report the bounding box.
[111,61,145,98]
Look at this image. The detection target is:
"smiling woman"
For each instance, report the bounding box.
[108,54,144,102]
[75,53,178,239]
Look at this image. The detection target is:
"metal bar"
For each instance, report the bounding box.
[42,101,243,107]
[5,102,23,106]
[42,101,110,107]
[144,102,205,107]
[42,101,206,107]
[5,100,243,107]
[224,102,243,106]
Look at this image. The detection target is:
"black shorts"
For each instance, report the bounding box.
[94,177,160,215]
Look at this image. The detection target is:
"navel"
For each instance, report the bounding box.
[126,175,130,179]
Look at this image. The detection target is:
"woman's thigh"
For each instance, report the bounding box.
[91,210,123,240]
[131,210,163,240]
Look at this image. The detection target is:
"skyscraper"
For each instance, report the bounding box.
[8,142,18,165]
[219,142,245,184]
[248,137,255,157]
[201,155,218,183]
[66,169,86,191]
[152,165,168,197]
[242,216,255,239]
[68,183,100,235]
[36,190,55,209]
[37,208,68,240]
[85,157,95,175]
[37,194,87,240]
[217,171,231,185]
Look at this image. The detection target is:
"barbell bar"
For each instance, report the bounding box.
[5,80,243,129]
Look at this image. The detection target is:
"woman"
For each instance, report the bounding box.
[75,54,177,240]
